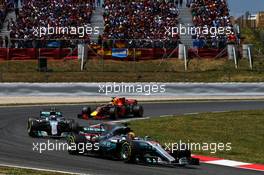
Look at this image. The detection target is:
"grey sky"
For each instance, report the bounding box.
[228,0,264,17]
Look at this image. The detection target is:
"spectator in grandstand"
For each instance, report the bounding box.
[97,0,101,7]
[6,19,9,30]
[14,0,19,8]
[7,18,15,30]
[186,0,191,7]
[211,36,218,48]
[227,32,237,44]
[14,7,19,19]
[175,0,179,8]
[192,36,205,48]
[179,0,183,8]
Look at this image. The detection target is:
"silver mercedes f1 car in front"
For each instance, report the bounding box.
[27,109,76,138]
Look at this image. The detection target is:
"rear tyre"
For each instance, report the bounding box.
[132,105,143,117]
[69,121,80,133]
[109,107,118,120]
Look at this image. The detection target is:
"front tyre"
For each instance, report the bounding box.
[67,133,86,155]
[27,119,37,137]
[120,142,131,161]
[69,120,80,133]
[121,142,139,163]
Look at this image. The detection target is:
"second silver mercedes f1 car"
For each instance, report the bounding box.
[27,109,77,138]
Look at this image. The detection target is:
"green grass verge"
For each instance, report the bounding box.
[129,110,264,164]
[0,58,264,82]
[0,166,69,175]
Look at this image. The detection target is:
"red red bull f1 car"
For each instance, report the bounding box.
[78,97,144,120]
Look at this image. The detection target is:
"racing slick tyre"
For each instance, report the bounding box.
[109,107,119,120]
[67,133,86,155]
[120,142,132,161]
[69,120,80,133]
[170,147,192,166]
[27,118,37,137]
[121,142,138,163]
[132,105,144,117]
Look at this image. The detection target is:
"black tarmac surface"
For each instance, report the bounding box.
[0,100,263,175]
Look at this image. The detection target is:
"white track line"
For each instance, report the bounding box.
[184,112,199,115]
[212,111,228,113]
[112,117,150,123]
[159,115,171,118]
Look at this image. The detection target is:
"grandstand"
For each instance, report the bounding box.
[7,0,94,48]
[190,0,236,49]
[102,0,180,48]
[0,0,240,59]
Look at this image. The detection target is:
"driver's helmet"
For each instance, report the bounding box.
[82,107,89,114]
[50,115,57,121]
[112,97,119,105]
[127,132,135,140]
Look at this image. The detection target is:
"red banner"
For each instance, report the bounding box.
[0,48,225,60]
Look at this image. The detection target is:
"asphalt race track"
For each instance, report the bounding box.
[0,100,264,175]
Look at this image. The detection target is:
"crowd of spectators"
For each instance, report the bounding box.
[2,0,237,50]
[102,0,180,48]
[190,0,236,48]
[8,0,94,48]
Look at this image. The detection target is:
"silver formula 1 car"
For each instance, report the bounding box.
[27,109,76,138]
[67,123,200,167]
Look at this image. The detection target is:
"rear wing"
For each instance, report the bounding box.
[81,127,106,134]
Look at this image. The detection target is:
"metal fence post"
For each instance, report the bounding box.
[233,46,238,69]
[0,71,2,82]
[133,47,136,72]
[184,45,188,71]
[248,47,253,70]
